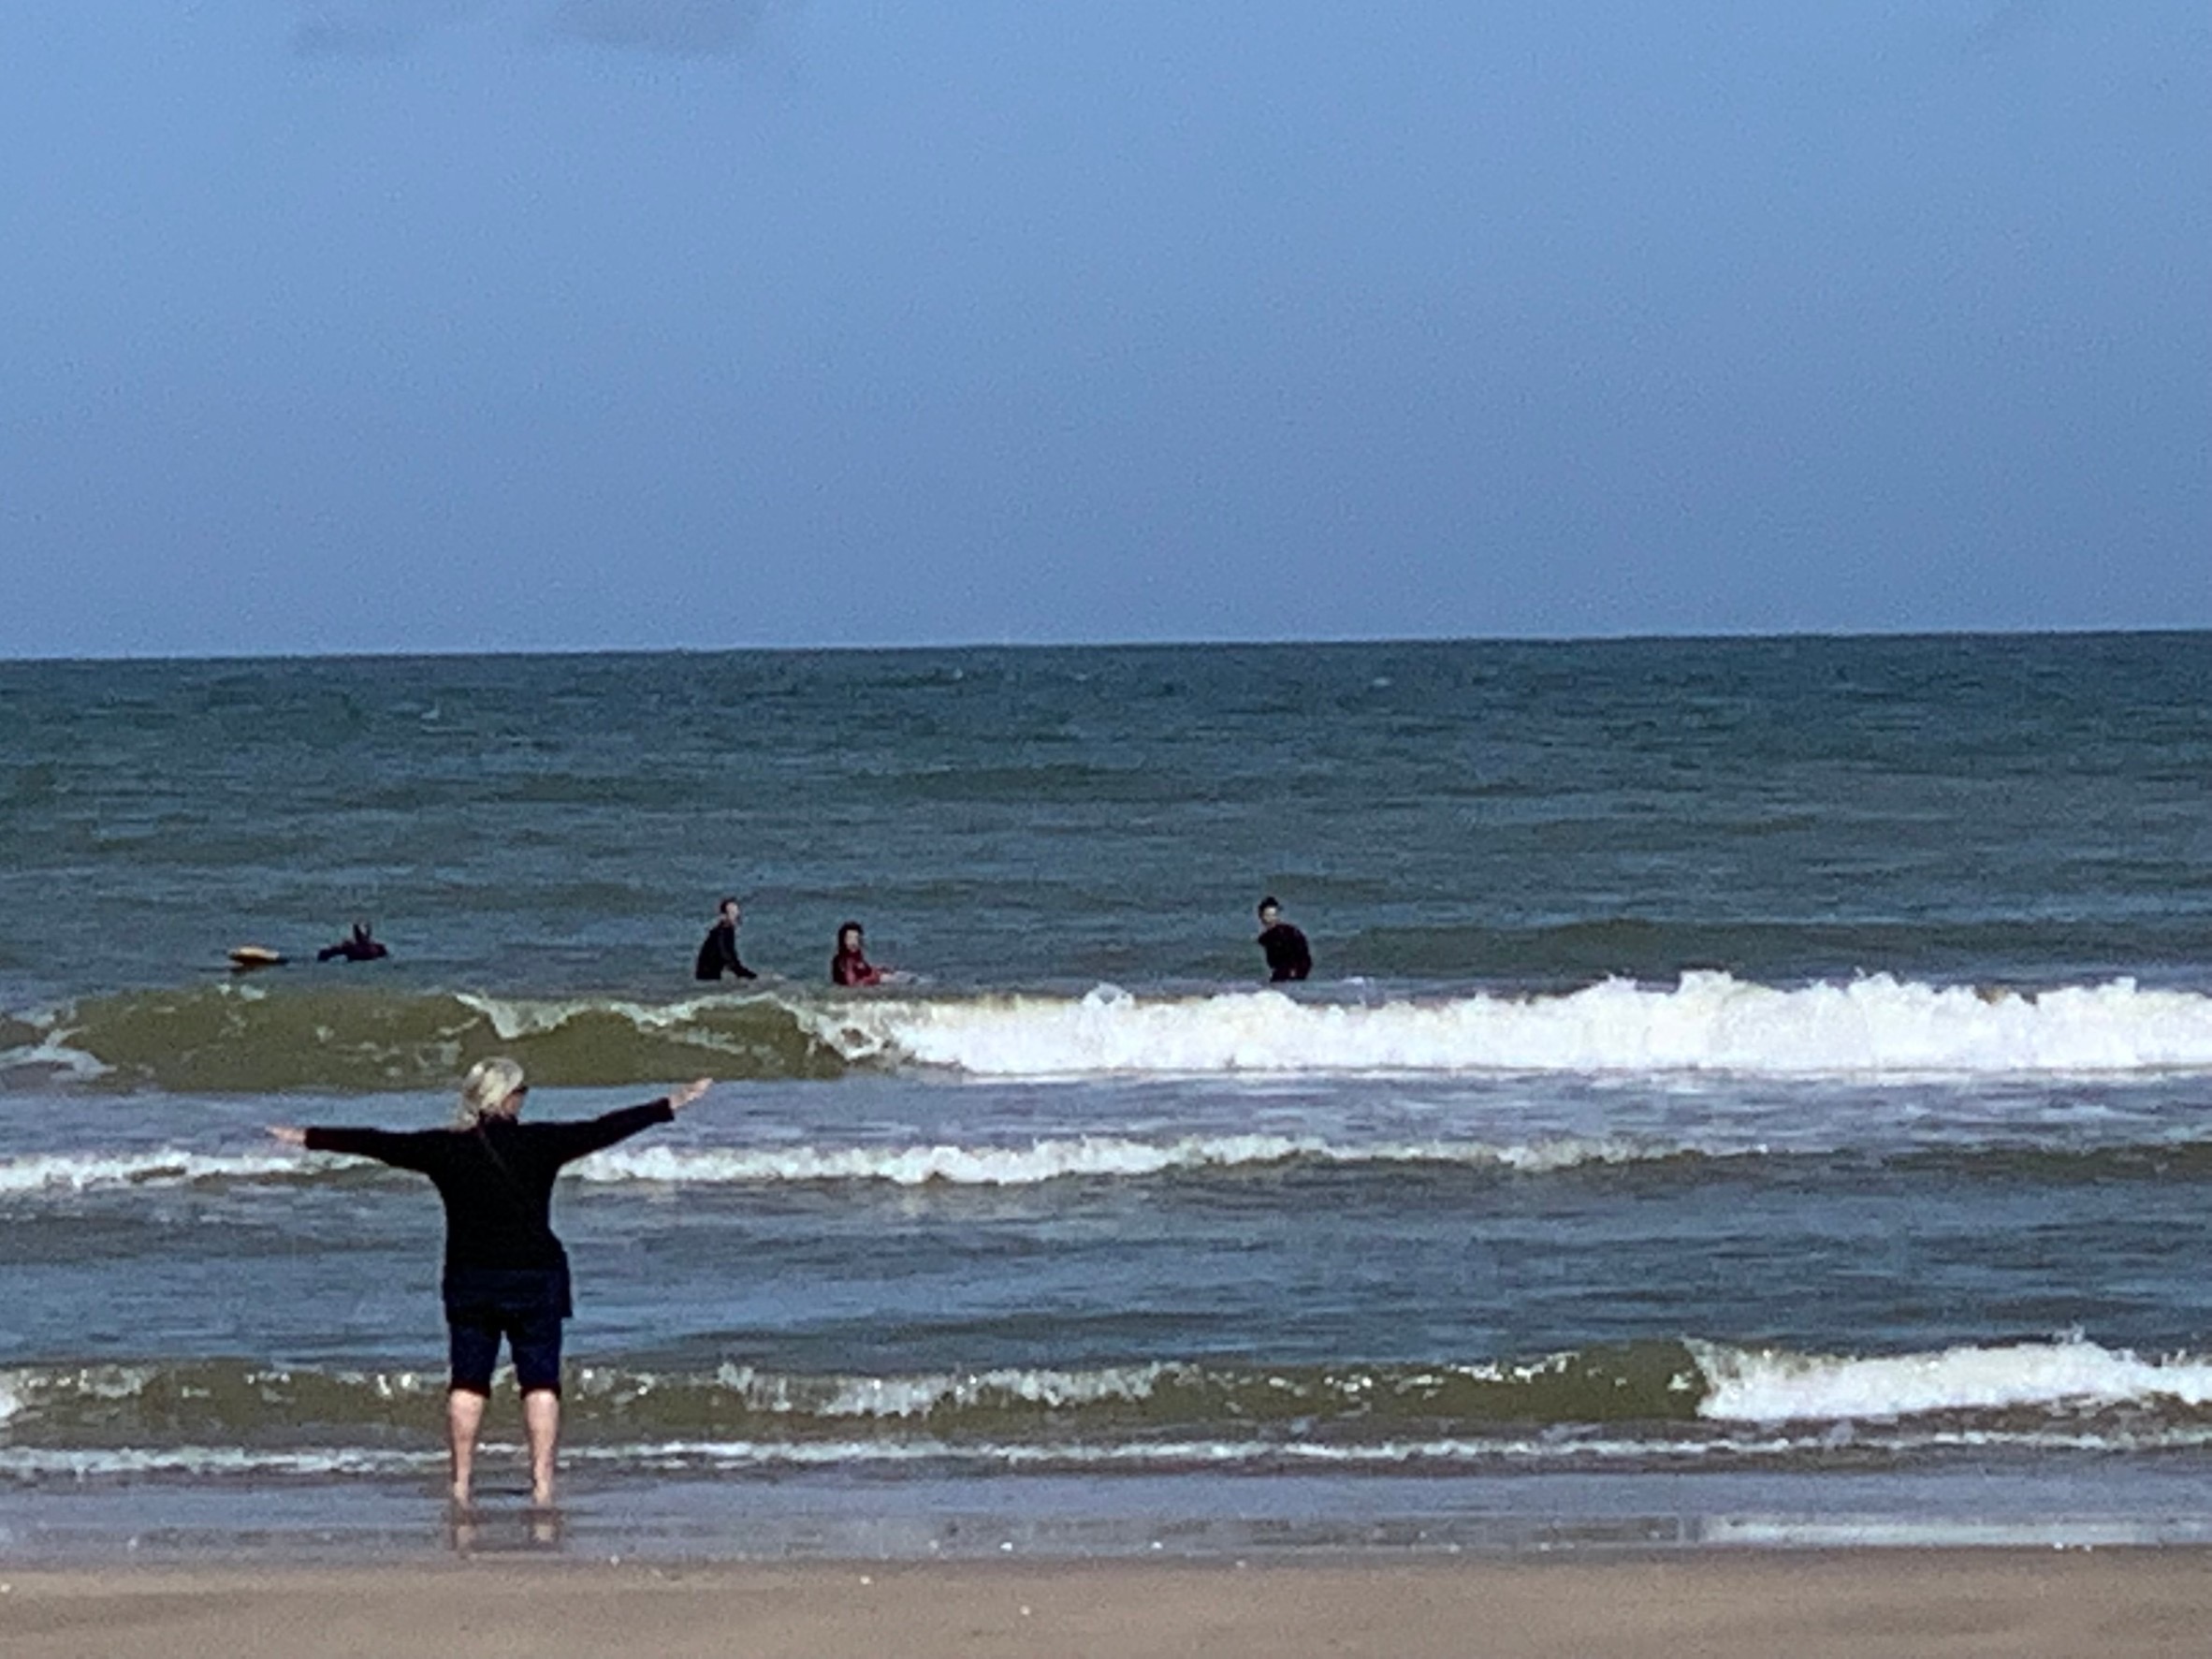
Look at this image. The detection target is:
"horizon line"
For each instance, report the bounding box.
[4,622,2205,668]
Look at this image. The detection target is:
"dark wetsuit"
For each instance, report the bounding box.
[317,934,389,963]
[1258,922,1313,982]
[694,920,756,982]
[304,1099,673,1393]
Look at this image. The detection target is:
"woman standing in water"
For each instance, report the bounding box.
[269,1058,710,1507]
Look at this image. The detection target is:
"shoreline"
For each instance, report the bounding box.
[11,1462,2212,1566]
[5,1553,2209,1658]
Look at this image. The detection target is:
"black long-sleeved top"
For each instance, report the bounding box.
[1257,922,1313,982]
[694,921,757,981]
[304,1100,673,1273]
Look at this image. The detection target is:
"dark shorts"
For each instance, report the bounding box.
[442,1265,571,1396]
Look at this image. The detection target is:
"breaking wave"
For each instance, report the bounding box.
[0,1135,1681,1198]
[8,1340,2212,1476]
[22,1133,2212,1201]
[1695,1337,2212,1423]
[808,976,2212,1079]
[9,983,843,1093]
[11,971,2212,1094]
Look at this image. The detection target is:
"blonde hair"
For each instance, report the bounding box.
[457,1056,527,1127]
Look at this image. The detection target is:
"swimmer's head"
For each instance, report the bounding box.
[457,1056,528,1127]
[1258,896,1282,923]
[719,896,741,923]
[837,921,865,953]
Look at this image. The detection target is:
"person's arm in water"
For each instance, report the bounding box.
[532,1078,713,1164]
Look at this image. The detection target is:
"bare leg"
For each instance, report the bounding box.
[446,1388,487,1506]
[522,1387,560,1506]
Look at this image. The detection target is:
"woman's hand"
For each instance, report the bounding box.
[667,1078,712,1113]
[267,1125,307,1146]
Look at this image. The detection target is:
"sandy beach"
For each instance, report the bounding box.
[2,1552,2206,1659]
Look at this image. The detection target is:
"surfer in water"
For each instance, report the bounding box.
[693,896,757,982]
[1255,895,1313,982]
[831,921,884,986]
[268,1059,711,1508]
[317,920,389,963]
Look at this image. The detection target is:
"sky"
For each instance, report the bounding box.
[2,2,2206,657]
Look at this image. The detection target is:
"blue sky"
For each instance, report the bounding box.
[3,2,2206,656]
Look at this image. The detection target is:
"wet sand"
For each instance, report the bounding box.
[1,1551,2205,1658]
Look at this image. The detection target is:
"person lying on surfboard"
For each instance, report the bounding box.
[317,919,390,963]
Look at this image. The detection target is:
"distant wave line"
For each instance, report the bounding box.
[11,971,2212,1093]
[21,1128,2212,1198]
[8,1340,2212,1450]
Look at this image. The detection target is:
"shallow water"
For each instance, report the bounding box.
[5,635,2211,1551]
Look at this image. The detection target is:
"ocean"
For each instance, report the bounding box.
[5,633,2212,1559]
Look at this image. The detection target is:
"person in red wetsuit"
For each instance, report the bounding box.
[831,921,884,986]
[268,1057,710,1508]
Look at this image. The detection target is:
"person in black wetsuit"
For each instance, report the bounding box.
[317,920,389,963]
[693,896,757,982]
[1255,895,1313,982]
[268,1057,710,1507]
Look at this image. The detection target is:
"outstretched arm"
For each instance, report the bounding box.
[546,1079,714,1162]
[269,1123,444,1171]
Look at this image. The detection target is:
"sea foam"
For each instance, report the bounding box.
[806,974,2212,1079]
[0,1135,1675,1196]
[1695,1337,2212,1422]
[0,1150,305,1194]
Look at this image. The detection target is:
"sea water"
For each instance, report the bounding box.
[4,634,2212,1557]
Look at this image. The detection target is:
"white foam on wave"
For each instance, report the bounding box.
[0,1446,435,1478]
[452,990,787,1061]
[0,1024,109,1081]
[801,974,2212,1079]
[1695,1337,2212,1423]
[0,1362,154,1431]
[703,1361,1177,1418]
[21,1425,2212,1484]
[581,1134,1652,1187]
[457,990,720,1038]
[0,1150,304,1194]
[0,1136,1665,1195]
